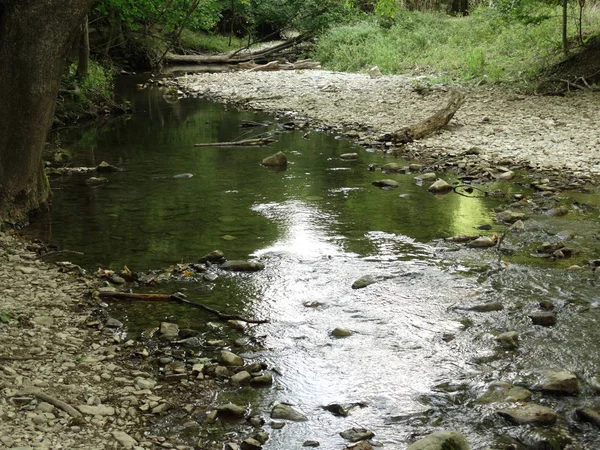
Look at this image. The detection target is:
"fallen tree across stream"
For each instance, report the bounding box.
[98,291,269,324]
[393,90,466,143]
[194,137,276,147]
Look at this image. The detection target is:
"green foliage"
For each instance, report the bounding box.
[314,6,600,81]
[0,311,17,324]
[178,29,245,53]
[55,61,117,124]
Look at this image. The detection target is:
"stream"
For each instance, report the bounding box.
[28,76,600,449]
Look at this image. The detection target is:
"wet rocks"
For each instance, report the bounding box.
[340,153,358,160]
[496,331,519,349]
[352,275,377,289]
[221,260,265,271]
[406,431,470,450]
[270,404,308,421]
[96,161,124,173]
[261,151,288,167]
[220,350,245,366]
[339,427,374,442]
[538,370,579,395]
[85,176,108,186]
[218,402,248,418]
[160,322,180,339]
[496,210,526,224]
[199,250,226,264]
[466,236,497,248]
[529,311,557,327]
[331,327,352,337]
[479,382,532,404]
[372,179,399,188]
[427,179,453,194]
[496,404,557,425]
[576,407,600,427]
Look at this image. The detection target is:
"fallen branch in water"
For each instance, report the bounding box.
[99,291,269,324]
[194,137,276,147]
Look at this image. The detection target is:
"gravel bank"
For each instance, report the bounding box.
[173,70,600,181]
[0,233,190,450]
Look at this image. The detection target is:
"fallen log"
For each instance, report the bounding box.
[244,59,321,72]
[99,291,269,324]
[194,137,276,147]
[23,388,83,419]
[393,90,465,144]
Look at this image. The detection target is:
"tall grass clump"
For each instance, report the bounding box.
[315,5,600,82]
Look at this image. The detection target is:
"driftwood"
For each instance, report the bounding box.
[194,137,276,147]
[393,90,466,144]
[165,35,308,66]
[244,59,321,72]
[99,291,269,324]
[23,388,83,419]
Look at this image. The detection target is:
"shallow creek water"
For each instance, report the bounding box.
[29,79,600,449]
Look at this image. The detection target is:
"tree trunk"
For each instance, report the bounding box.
[0,0,95,224]
[77,14,90,79]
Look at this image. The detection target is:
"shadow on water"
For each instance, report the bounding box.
[27,78,600,449]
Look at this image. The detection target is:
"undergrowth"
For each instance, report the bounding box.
[315,6,600,82]
[178,29,246,54]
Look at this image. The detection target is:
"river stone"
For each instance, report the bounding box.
[549,205,569,217]
[497,170,515,181]
[372,179,399,188]
[496,210,526,224]
[409,163,423,172]
[231,371,251,386]
[217,402,247,417]
[406,431,470,450]
[381,163,405,173]
[105,317,123,328]
[112,430,137,449]
[539,370,579,395]
[576,407,600,427]
[85,176,108,186]
[250,372,273,386]
[352,275,377,289]
[262,151,287,167]
[33,316,54,327]
[339,427,375,442]
[529,311,556,327]
[220,350,244,366]
[496,404,557,425]
[302,441,320,447]
[340,153,358,160]
[254,431,269,444]
[77,404,115,416]
[96,161,124,173]
[160,322,179,339]
[418,172,438,182]
[509,220,525,233]
[427,179,453,194]
[518,427,574,450]
[221,260,265,272]
[331,327,352,337]
[496,331,519,349]
[240,438,262,450]
[173,173,193,178]
[466,236,496,248]
[476,382,531,404]
[199,250,226,264]
[270,404,307,421]
[466,302,504,312]
[135,377,157,390]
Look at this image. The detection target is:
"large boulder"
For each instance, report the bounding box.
[262,152,287,167]
[270,404,307,421]
[407,431,470,450]
[428,179,453,194]
[496,404,557,425]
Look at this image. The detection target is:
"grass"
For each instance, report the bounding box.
[179,29,247,54]
[314,6,600,82]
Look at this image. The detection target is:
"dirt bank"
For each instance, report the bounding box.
[171,70,600,182]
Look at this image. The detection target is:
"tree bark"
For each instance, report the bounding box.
[77,14,90,79]
[0,0,95,224]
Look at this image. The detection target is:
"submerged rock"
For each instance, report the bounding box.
[466,236,497,248]
[496,331,519,349]
[96,161,124,172]
[576,407,600,427]
[476,382,531,404]
[406,431,470,450]
[372,179,399,188]
[221,260,265,272]
[199,250,226,264]
[218,402,247,418]
[262,151,287,167]
[85,177,108,186]
[381,163,406,173]
[529,311,556,327]
[331,327,352,337]
[340,153,358,160]
[496,404,557,425]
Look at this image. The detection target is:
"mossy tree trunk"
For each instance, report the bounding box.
[0,0,95,224]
